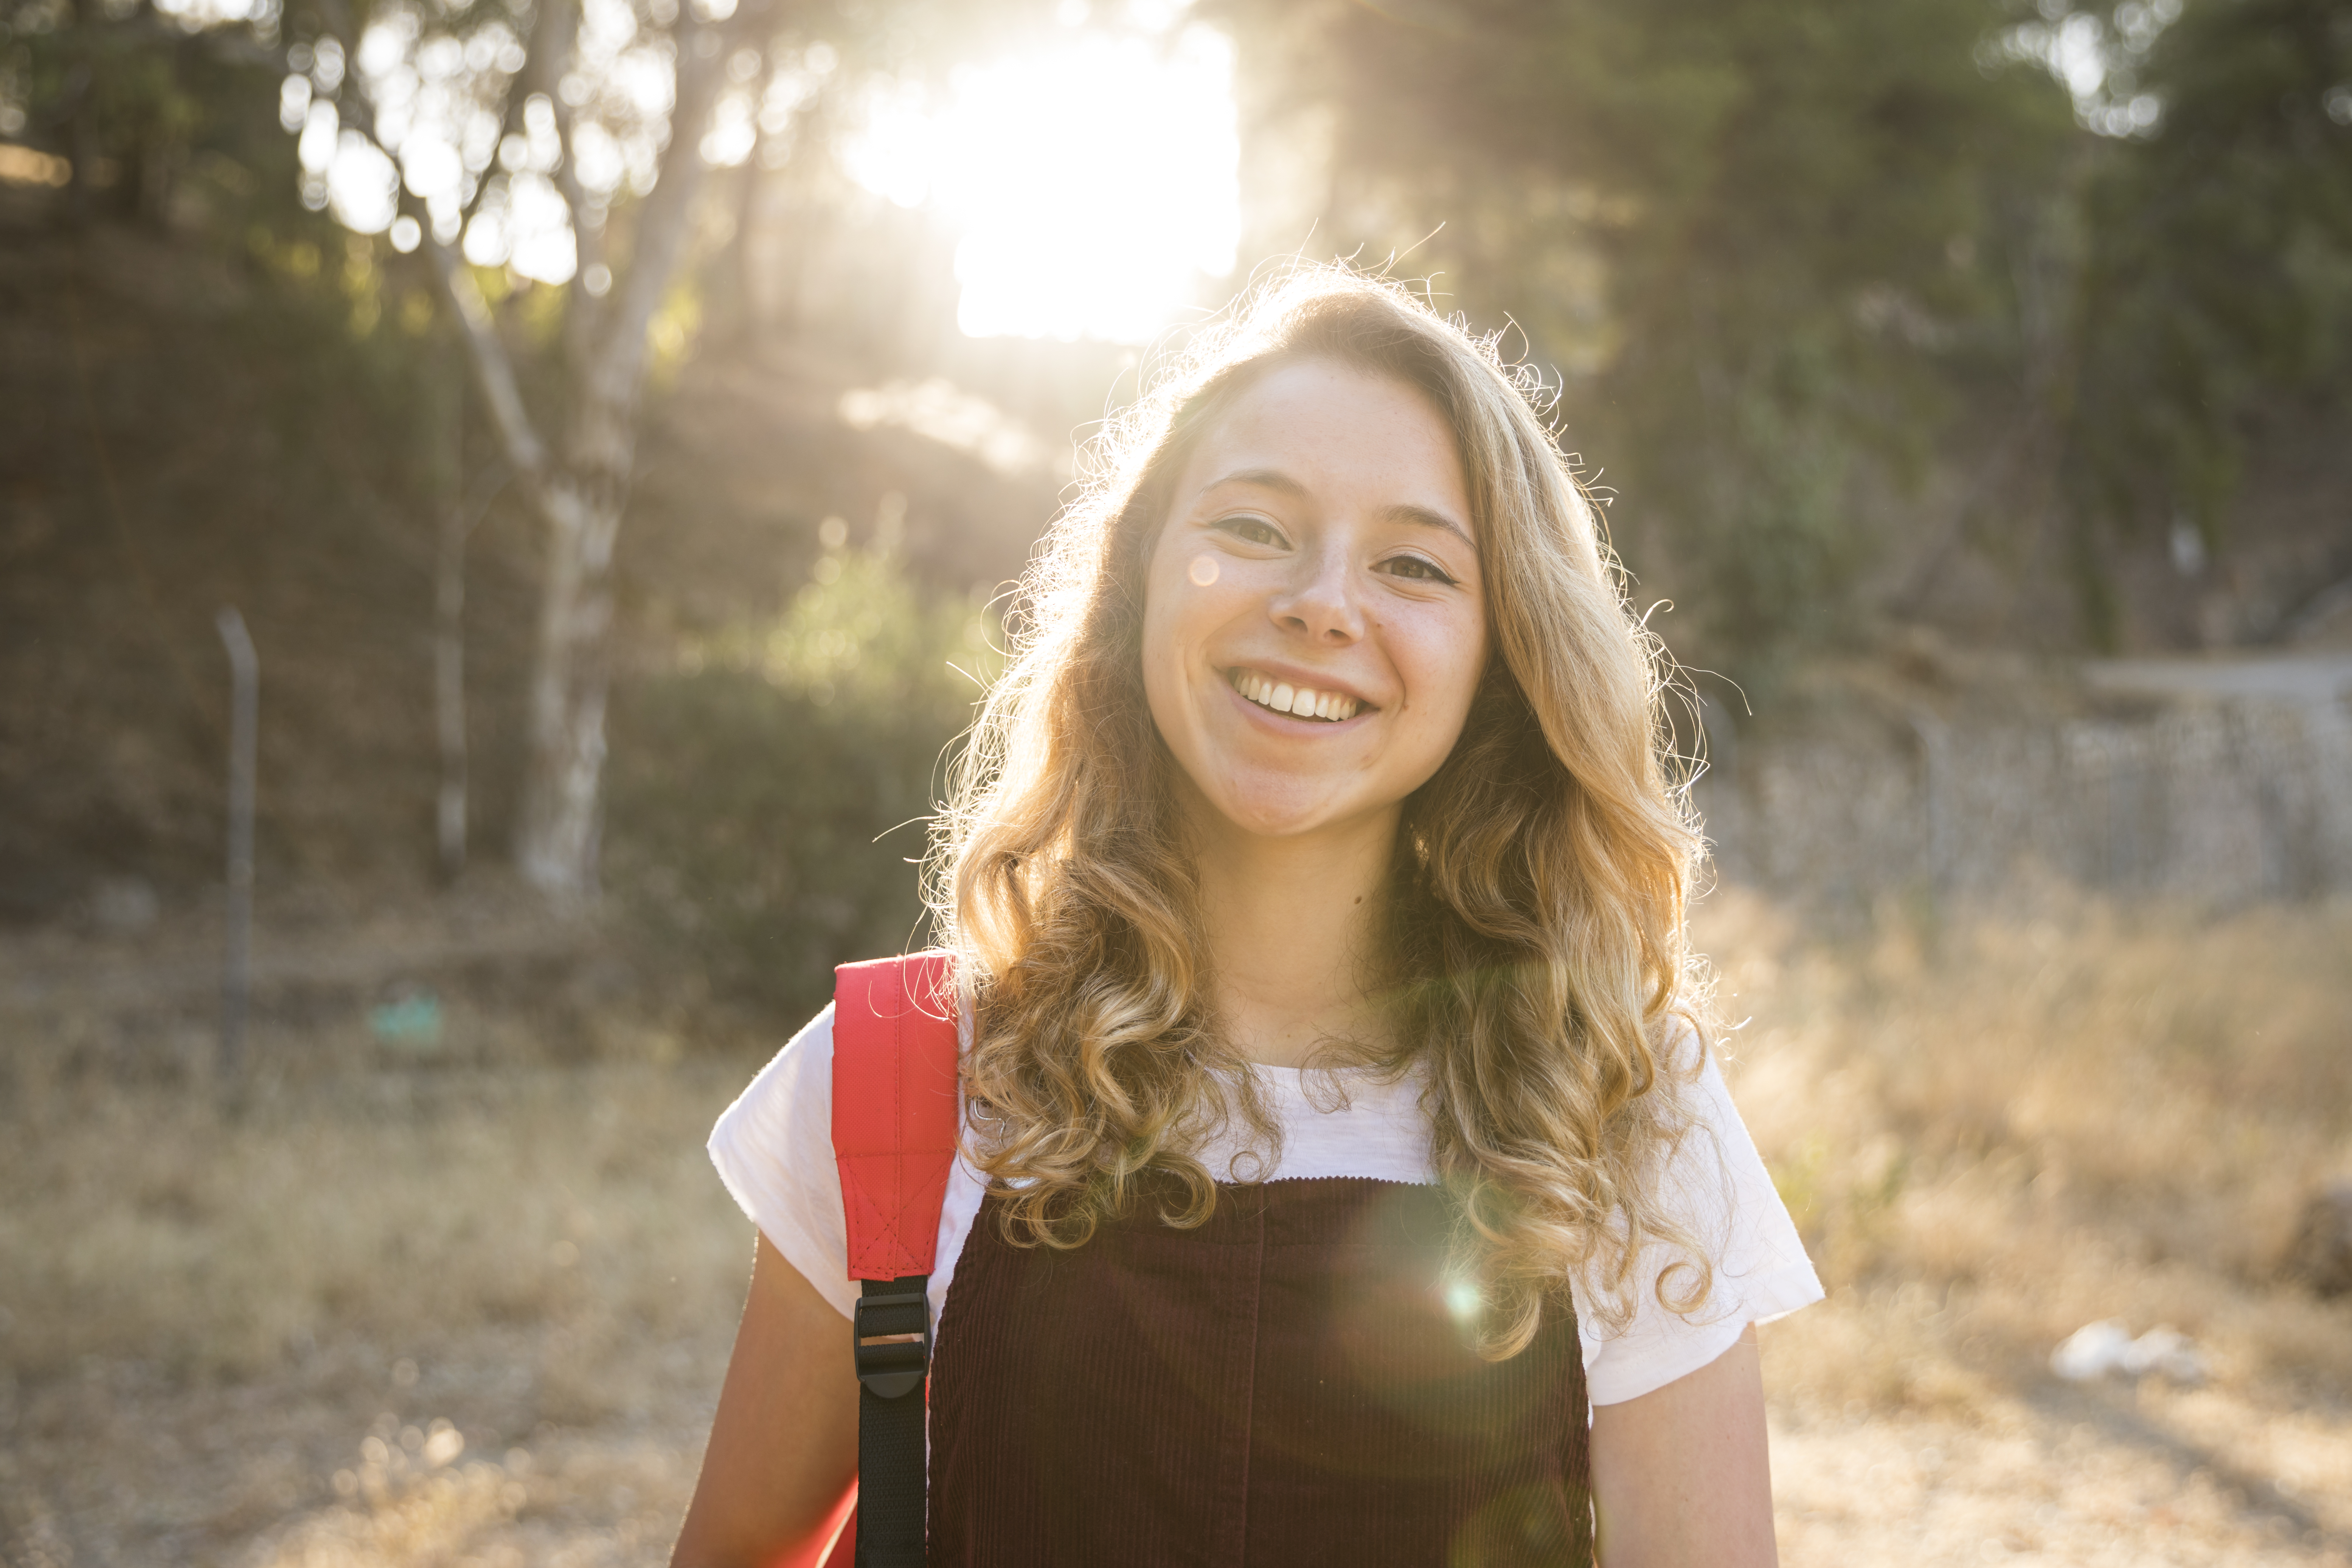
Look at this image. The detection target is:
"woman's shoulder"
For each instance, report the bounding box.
[714,959,970,1165]
[707,1005,840,1229]
[1643,1010,1746,1159]
[1651,1008,1710,1075]
[715,1001,838,1133]
[1578,1012,1824,1404]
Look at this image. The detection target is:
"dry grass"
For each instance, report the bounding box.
[0,1063,744,1387]
[0,1009,753,1567]
[1698,882,2352,1562]
[2,884,2349,1565]
[1703,884,2352,1407]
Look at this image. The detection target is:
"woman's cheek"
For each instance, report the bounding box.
[1397,612,1487,741]
[1140,557,1234,744]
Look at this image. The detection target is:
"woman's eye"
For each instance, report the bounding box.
[1215,514,1287,548]
[1380,554,1458,585]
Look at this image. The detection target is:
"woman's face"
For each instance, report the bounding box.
[1141,357,1487,844]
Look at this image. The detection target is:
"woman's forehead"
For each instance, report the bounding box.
[1173,358,1473,535]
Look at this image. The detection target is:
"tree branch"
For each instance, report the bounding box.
[306,0,554,488]
[428,238,551,481]
[460,0,576,227]
[301,0,758,502]
[521,0,610,374]
[584,0,750,419]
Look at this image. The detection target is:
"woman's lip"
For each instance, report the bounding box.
[1220,663,1377,709]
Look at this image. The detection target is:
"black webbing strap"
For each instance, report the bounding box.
[853,1274,931,1567]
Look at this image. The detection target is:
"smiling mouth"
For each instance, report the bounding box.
[1227,668,1365,722]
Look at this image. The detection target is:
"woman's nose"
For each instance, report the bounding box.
[1270,546,1364,644]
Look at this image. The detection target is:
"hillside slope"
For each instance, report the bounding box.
[0,203,1057,925]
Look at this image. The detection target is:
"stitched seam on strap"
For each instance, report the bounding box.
[892,960,907,1273]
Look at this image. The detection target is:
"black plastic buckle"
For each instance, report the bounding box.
[853,1278,931,1400]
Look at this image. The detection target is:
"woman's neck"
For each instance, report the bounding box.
[1185,798,1399,1069]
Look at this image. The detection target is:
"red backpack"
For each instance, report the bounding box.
[819,953,961,1568]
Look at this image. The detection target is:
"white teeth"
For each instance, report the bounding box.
[1229,671,1360,722]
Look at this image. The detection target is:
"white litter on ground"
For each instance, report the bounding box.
[2050,1319,2209,1384]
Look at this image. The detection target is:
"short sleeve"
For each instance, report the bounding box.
[706,1003,862,1321]
[1572,1030,1823,1405]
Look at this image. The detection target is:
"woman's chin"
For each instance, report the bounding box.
[1192,782,1393,845]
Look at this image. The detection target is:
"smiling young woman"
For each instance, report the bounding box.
[1143,360,1488,845]
[671,270,1821,1568]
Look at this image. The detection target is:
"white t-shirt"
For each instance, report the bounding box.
[708,1004,1823,1407]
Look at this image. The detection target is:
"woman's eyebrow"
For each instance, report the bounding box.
[1205,466,1308,498]
[1381,503,1475,551]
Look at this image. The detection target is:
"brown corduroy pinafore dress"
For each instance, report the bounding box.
[924,1172,1594,1566]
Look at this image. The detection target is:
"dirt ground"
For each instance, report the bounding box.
[9,1318,2352,1567]
[3,884,2349,1567]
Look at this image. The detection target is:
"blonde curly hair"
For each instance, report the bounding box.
[927,265,1715,1357]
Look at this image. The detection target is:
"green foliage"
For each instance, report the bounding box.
[2,0,298,232]
[605,548,1002,1025]
[1231,4,2054,671]
[1225,0,2079,671]
[2066,0,2352,548]
[1593,0,2076,664]
[1245,0,2352,660]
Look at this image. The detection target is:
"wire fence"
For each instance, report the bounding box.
[1698,659,2352,909]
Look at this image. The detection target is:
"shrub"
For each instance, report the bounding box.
[606,548,1000,1027]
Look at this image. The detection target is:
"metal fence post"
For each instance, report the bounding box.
[216,608,258,1095]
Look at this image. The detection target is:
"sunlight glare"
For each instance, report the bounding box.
[846,24,1239,343]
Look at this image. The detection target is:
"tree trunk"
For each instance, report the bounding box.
[506,21,727,898]
[390,0,737,900]
[433,494,471,883]
[435,426,505,883]
[513,477,619,896]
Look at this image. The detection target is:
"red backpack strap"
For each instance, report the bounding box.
[830,952,958,1568]
[831,951,960,1281]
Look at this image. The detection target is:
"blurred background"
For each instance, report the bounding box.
[3,0,2350,1561]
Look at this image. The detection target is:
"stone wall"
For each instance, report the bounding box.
[1696,658,2352,909]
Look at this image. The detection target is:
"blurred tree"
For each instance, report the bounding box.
[1222,0,2079,672]
[284,0,765,899]
[2062,0,2352,642]
[4,0,1048,902]
[278,0,1049,899]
